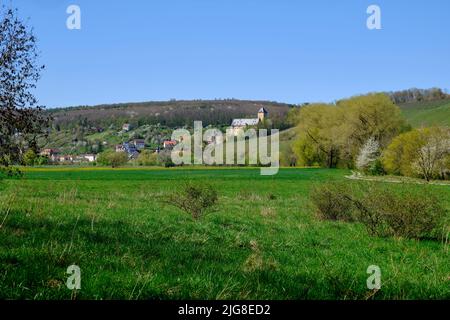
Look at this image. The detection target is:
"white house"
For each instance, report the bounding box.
[230,108,268,136]
[122,123,132,132]
[83,154,97,162]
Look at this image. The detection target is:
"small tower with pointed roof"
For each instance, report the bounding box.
[258,107,268,122]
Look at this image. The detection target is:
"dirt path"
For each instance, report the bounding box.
[345,171,450,186]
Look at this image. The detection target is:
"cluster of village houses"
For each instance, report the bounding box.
[40,140,174,163]
[40,137,182,164]
[40,108,268,164]
[40,149,97,163]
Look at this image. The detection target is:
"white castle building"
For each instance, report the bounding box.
[230,107,268,136]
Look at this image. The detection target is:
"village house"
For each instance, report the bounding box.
[40,148,60,162]
[82,154,97,162]
[116,138,145,153]
[68,154,97,163]
[58,155,74,163]
[124,142,138,154]
[163,140,178,149]
[115,142,139,159]
[230,107,268,136]
[90,126,104,133]
[122,123,132,132]
[131,139,145,150]
[115,144,125,153]
[43,153,95,164]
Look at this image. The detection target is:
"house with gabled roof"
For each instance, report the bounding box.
[230,107,268,136]
[163,140,178,149]
[131,139,145,150]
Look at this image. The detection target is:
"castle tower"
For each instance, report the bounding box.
[258,107,268,122]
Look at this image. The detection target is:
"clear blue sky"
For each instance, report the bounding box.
[6,0,450,108]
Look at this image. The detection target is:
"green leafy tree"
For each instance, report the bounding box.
[23,149,37,166]
[293,104,344,168]
[0,8,50,174]
[412,128,450,181]
[109,152,129,168]
[137,150,159,166]
[292,94,407,168]
[96,151,113,166]
[337,94,407,160]
[383,127,450,180]
[97,150,128,168]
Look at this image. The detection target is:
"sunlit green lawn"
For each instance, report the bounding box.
[0,168,449,299]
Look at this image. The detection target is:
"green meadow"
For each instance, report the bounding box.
[400,98,450,128]
[0,168,449,300]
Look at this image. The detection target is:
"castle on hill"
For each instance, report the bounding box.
[230,107,268,136]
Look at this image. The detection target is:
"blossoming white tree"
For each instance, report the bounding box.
[356,137,380,172]
[413,132,450,181]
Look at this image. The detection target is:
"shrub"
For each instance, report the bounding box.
[310,182,354,222]
[357,186,447,239]
[167,182,218,219]
[367,158,385,176]
[21,150,48,166]
[310,182,448,240]
[164,160,175,168]
[0,166,22,179]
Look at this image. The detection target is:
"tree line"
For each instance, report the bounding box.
[288,94,450,180]
[387,88,448,105]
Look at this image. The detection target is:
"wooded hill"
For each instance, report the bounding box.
[41,89,449,157]
[47,99,293,130]
[46,88,449,130]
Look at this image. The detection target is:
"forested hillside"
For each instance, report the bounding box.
[42,99,292,155]
[47,99,292,130]
[40,88,449,157]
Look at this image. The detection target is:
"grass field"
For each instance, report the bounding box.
[399,98,450,127]
[0,168,449,300]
